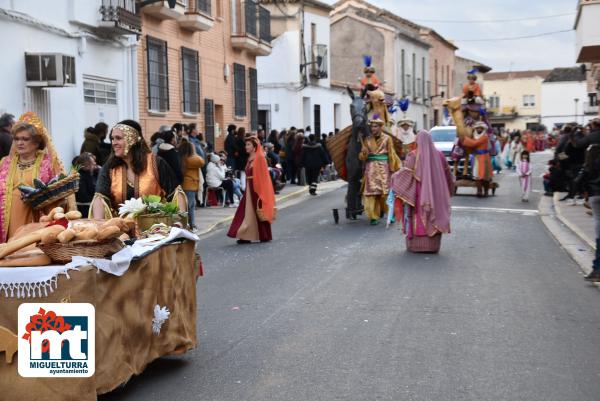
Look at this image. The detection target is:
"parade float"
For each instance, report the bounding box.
[0,197,200,400]
[443,69,499,196]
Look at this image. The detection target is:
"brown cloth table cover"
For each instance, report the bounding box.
[0,240,198,401]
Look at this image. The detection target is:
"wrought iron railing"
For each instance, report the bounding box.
[310,44,328,79]
[99,0,141,33]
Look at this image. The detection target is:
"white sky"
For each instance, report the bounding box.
[323,0,578,72]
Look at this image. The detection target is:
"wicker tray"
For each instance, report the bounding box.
[23,173,80,210]
[406,234,442,254]
[38,238,124,264]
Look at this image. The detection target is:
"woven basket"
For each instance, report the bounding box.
[326,126,352,180]
[136,212,188,233]
[406,234,442,254]
[326,126,404,181]
[38,238,124,264]
[23,173,80,210]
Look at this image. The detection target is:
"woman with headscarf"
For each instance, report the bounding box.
[390,130,454,253]
[227,136,275,244]
[0,112,76,242]
[91,120,186,219]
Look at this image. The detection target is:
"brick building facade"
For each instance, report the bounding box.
[138,0,271,150]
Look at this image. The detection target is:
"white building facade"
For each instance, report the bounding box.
[0,0,139,165]
[393,30,430,130]
[541,67,597,128]
[257,0,351,135]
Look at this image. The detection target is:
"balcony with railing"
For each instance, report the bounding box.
[141,0,186,20]
[309,44,328,80]
[179,0,214,31]
[99,0,141,35]
[584,100,599,114]
[231,1,271,56]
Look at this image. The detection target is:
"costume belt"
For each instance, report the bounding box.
[474,149,489,155]
[367,154,388,161]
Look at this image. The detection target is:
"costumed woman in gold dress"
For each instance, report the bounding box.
[91,120,186,219]
[0,112,75,243]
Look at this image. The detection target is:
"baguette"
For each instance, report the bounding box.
[101,217,127,232]
[40,225,66,244]
[54,212,66,220]
[48,207,64,221]
[0,226,62,259]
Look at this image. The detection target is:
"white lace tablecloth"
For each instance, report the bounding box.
[0,228,199,298]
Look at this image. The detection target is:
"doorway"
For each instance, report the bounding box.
[313,104,321,136]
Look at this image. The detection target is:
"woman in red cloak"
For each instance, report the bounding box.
[227,136,275,243]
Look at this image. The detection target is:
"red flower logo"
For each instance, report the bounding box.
[22,308,72,353]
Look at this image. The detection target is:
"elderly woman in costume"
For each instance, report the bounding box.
[460,121,493,197]
[394,119,417,160]
[0,112,74,242]
[91,120,185,219]
[391,130,454,253]
[227,136,275,244]
[359,115,401,225]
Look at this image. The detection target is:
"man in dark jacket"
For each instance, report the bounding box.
[224,124,237,169]
[301,134,329,195]
[570,118,600,281]
[0,113,15,159]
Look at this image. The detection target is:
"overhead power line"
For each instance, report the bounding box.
[413,12,575,24]
[453,29,573,42]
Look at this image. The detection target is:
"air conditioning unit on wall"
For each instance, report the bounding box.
[25,53,76,87]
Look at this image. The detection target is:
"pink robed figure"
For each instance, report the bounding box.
[390,130,454,253]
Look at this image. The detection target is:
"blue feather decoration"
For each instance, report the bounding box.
[467,68,479,75]
[399,98,410,112]
[479,106,487,117]
[388,105,398,114]
[443,107,450,119]
[363,55,372,68]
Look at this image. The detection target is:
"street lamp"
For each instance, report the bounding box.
[574,98,580,124]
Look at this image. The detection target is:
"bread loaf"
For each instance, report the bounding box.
[75,226,99,241]
[0,226,65,259]
[98,226,121,241]
[40,225,66,244]
[57,229,76,244]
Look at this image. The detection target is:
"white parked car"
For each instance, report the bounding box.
[429,126,457,159]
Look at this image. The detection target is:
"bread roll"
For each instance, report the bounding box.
[101,217,127,231]
[97,226,121,241]
[39,215,51,223]
[54,212,66,220]
[48,207,64,220]
[119,233,130,241]
[65,211,82,220]
[57,229,76,244]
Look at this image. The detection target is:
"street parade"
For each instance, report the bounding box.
[1,0,600,400]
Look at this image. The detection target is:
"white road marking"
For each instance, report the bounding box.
[451,206,539,215]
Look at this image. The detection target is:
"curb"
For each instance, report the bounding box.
[196,181,346,237]
[539,194,596,279]
[552,193,596,251]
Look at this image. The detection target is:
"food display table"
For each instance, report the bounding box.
[0,237,198,401]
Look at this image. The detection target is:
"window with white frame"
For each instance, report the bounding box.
[488,95,500,109]
[523,94,535,107]
[84,80,117,105]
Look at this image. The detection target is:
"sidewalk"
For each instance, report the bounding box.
[193,180,347,236]
[553,192,596,250]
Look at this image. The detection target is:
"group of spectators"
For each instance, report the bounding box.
[226,125,337,196]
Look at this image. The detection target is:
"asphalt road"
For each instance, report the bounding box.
[102,152,600,401]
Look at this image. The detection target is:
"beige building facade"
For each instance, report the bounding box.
[138,0,272,150]
[485,70,551,131]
